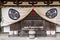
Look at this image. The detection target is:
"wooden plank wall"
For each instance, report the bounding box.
[43,20,56,31]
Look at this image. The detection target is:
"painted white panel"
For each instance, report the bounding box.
[1,7,32,26]
[1,7,60,26]
[3,26,10,32]
[56,25,60,32]
[34,7,60,25]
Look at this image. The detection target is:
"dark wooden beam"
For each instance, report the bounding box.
[2,5,60,7]
[0,0,60,2]
[0,0,60,7]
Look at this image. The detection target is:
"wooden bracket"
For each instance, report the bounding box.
[44,0,53,5]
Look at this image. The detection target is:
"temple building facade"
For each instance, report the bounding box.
[0,0,60,38]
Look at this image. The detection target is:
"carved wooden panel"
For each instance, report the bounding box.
[43,20,56,31]
[10,9,56,36]
[10,21,21,31]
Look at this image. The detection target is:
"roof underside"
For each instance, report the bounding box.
[0,0,60,7]
[0,0,59,1]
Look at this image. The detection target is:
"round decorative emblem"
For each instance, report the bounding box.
[8,9,20,20]
[46,8,57,19]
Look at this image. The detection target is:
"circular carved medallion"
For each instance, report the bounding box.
[8,9,20,20]
[46,8,57,19]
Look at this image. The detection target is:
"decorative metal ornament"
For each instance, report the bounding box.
[46,8,57,19]
[8,9,20,20]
